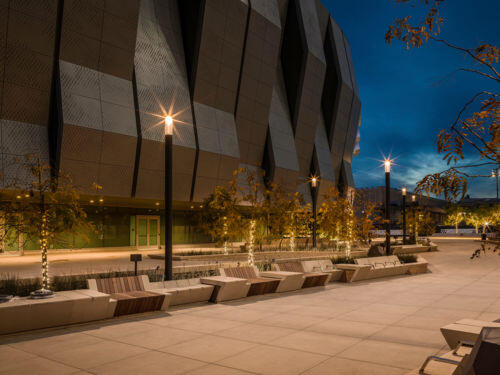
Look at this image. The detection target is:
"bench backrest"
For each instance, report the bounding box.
[92,276,146,294]
[222,266,258,279]
[302,260,322,273]
[318,259,336,272]
[278,262,304,273]
[460,326,500,375]
[355,256,401,268]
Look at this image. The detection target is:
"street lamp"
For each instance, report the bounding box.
[492,168,499,202]
[402,187,406,245]
[384,159,391,255]
[164,115,173,281]
[411,194,417,243]
[310,176,318,248]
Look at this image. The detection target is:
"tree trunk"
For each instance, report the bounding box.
[248,220,255,265]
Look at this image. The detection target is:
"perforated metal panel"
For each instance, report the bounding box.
[281,0,326,181]
[134,0,196,201]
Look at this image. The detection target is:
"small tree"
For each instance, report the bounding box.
[0,155,94,297]
[197,181,242,254]
[406,207,436,239]
[317,187,356,254]
[285,192,311,251]
[353,191,380,244]
[444,204,465,233]
[465,207,484,233]
[239,169,267,265]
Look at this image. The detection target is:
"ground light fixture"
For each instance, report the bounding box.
[384,159,391,254]
[164,115,173,281]
[310,175,319,248]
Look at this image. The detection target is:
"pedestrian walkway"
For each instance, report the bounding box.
[1,239,499,374]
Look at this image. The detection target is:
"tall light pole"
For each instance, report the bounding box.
[412,194,417,243]
[492,168,499,202]
[402,187,406,245]
[164,115,173,281]
[384,160,391,255]
[311,176,318,248]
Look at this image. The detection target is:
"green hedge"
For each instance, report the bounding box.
[0,268,217,297]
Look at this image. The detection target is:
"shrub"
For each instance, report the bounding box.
[396,254,418,263]
[0,268,217,297]
[331,256,356,264]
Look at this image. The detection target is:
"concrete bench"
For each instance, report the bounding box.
[441,319,500,349]
[200,276,250,302]
[88,276,171,316]
[405,343,472,374]
[337,256,428,282]
[258,270,305,292]
[0,289,116,335]
[274,261,330,287]
[144,278,214,306]
[301,260,343,282]
[407,326,500,375]
[219,266,280,296]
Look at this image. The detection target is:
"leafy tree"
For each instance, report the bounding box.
[239,168,267,265]
[353,191,381,244]
[444,204,465,233]
[386,0,499,201]
[406,206,436,239]
[197,176,242,254]
[473,204,499,233]
[0,155,94,297]
[285,192,311,251]
[465,207,486,233]
[317,187,356,254]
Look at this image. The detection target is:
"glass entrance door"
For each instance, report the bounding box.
[136,216,161,249]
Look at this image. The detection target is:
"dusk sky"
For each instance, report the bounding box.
[322,0,499,198]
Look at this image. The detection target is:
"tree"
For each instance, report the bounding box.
[0,155,94,297]
[406,206,436,239]
[197,177,242,254]
[386,0,499,201]
[239,168,267,265]
[285,192,311,251]
[465,207,483,234]
[317,187,356,255]
[353,191,381,244]
[444,204,465,233]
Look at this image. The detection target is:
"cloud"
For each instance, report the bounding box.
[353,151,497,198]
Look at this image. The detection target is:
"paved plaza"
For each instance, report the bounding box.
[1,239,499,374]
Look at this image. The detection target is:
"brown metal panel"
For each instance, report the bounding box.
[235,1,281,167]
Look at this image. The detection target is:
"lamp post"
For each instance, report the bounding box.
[492,168,499,202]
[384,160,391,255]
[164,115,173,281]
[311,176,318,248]
[402,187,406,245]
[411,194,417,243]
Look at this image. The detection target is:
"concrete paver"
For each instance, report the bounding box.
[1,239,500,374]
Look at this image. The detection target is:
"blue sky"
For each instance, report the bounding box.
[322,0,499,197]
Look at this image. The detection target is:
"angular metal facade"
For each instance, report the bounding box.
[0,0,360,203]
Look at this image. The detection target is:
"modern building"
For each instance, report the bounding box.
[0,0,360,251]
[360,187,446,226]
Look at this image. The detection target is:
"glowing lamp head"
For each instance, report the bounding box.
[412,195,416,202]
[311,176,318,188]
[384,159,391,173]
[165,116,173,135]
[402,187,406,196]
[484,222,489,226]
